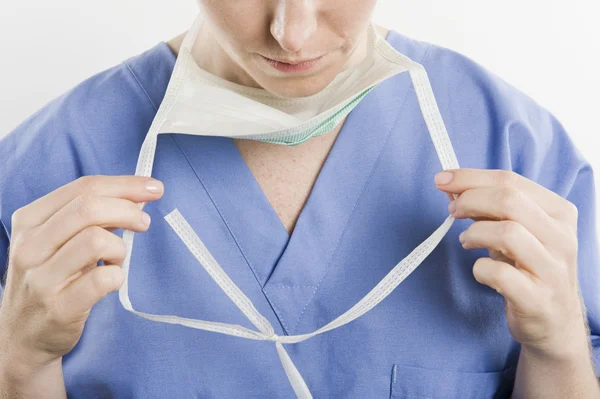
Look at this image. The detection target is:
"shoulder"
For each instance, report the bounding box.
[387,29,591,197]
[0,42,176,236]
[386,28,558,137]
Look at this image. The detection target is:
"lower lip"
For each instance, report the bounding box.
[261,55,324,73]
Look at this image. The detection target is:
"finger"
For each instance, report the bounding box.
[58,265,124,318]
[451,186,569,250]
[435,169,572,223]
[472,257,537,314]
[488,248,515,265]
[25,195,151,267]
[37,226,127,287]
[460,220,561,280]
[12,175,163,230]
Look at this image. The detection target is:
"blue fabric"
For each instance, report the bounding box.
[0,221,8,287]
[0,29,598,398]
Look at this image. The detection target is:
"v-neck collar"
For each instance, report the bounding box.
[171,133,290,287]
[169,30,430,335]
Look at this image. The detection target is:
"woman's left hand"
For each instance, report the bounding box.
[434,168,589,361]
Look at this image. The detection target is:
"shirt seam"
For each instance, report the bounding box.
[168,135,263,285]
[122,61,159,112]
[168,134,288,334]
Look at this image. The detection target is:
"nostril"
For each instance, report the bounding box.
[271,31,306,54]
[270,3,317,53]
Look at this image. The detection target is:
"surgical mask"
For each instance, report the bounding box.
[118,12,460,399]
[184,29,372,132]
[149,12,424,146]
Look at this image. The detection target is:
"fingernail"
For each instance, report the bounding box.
[145,179,163,193]
[141,212,151,227]
[448,200,456,215]
[435,172,453,185]
[459,231,466,244]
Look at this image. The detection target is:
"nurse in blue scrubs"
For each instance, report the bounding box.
[1,1,599,398]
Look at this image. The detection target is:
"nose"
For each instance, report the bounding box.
[270,0,317,53]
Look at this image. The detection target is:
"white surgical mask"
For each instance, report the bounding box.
[185,24,371,129]
[119,12,460,399]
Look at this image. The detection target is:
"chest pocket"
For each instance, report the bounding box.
[390,364,516,399]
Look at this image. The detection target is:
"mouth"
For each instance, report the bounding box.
[260,54,325,73]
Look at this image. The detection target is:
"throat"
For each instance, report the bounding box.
[233,121,345,236]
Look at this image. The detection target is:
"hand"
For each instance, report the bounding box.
[434,168,588,360]
[0,175,164,370]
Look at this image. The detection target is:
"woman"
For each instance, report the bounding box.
[1,1,599,398]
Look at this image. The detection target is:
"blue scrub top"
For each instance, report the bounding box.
[1,29,599,398]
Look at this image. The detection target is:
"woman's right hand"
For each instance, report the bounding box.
[0,175,164,370]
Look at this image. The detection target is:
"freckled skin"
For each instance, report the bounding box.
[168,1,389,235]
[233,123,344,235]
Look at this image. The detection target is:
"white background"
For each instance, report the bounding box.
[0,0,598,228]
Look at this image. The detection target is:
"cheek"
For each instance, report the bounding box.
[323,0,378,46]
[205,2,270,52]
